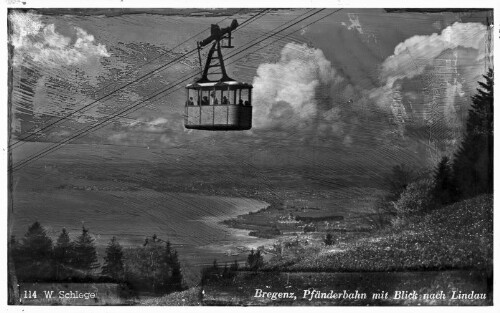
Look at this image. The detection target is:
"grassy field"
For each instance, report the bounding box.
[139,287,202,305]
[264,195,493,273]
[198,195,493,306]
[202,270,491,306]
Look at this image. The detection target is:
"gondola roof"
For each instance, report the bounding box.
[186,80,253,89]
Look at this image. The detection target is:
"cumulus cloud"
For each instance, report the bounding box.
[369,22,491,135]
[252,42,342,129]
[380,22,488,88]
[9,11,110,67]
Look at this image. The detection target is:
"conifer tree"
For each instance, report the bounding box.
[433,156,457,205]
[452,69,493,198]
[324,233,334,246]
[139,235,165,293]
[229,259,239,272]
[54,228,74,280]
[102,237,124,281]
[73,226,99,275]
[18,222,54,280]
[167,250,183,291]
[246,249,264,270]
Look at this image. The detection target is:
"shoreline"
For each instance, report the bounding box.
[196,195,276,257]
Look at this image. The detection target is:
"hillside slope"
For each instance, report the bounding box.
[266,195,493,272]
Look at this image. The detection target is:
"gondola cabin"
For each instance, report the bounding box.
[185,81,252,130]
[184,19,253,131]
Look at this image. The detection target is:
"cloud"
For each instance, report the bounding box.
[108,132,128,143]
[380,22,488,88]
[368,22,490,136]
[251,42,342,129]
[9,11,110,67]
[107,127,177,148]
[346,13,364,34]
[124,117,171,133]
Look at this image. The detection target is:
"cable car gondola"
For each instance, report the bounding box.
[184,20,253,131]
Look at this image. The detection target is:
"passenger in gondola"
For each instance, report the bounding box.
[239,98,244,105]
[244,100,250,106]
[210,92,218,105]
[222,96,229,104]
[187,97,195,106]
[201,96,209,106]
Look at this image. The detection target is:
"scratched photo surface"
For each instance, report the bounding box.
[7,8,493,306]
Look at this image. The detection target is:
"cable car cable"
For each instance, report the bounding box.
[10,9,332,173]
[9,8,312,167]
[11,8,293,137]
[11,10,270,132]
[11,9,339,172]
[9,9,257,147]
[9,9,268,149]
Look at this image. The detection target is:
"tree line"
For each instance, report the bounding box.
[435,68,493,203]
[378,69,493,222]
[9,222,185,295]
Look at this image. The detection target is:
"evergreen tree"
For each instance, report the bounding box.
[227,259,239,279]
[433,156,457,205]
[246,249,264,270]
[222,263,229,278]
[139,235,165,293]
[229,259,239,272]
[163,240,184,291]
[17,221,54,281]
[102,237,124,281]
[167,250,183,291]
[453,69,493,198]
[324,233,334,246]
[54,228,74,280]
[159,239,172,292]
[73,226,99,275]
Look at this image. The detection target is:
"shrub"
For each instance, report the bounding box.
[324,233,334,246]
[383,163,419,201]
[363,197,394,229]
[303,223,316,233]
[394,179,436,218]
[248,224,281,238]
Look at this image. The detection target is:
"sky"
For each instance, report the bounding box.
[8,8,494,173]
